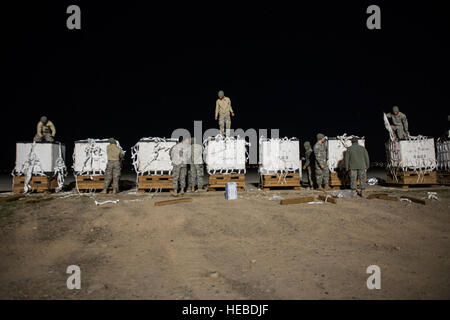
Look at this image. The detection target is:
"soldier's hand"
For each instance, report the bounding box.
[215,117,217,121]
[301,157,305,161]
[320,165,324,169]
[303,165,306,170]
[231,112,235,117]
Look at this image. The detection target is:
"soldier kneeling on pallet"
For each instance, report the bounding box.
[344,137,370,197]
[34,116,56,142]
[101,138,124,194]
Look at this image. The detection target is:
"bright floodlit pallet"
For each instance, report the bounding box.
[208,173,245,192]
[76,175,108,191]
[259,172,301,191]
[386,170,438,189]
[13,175,58,194]
[329,171,360,189]
[137,175,173,193]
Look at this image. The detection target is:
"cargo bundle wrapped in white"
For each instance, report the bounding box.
[73,139,124,175]
[385,136,437,171]
[436,138,450,171]
[204,135,247,174]
[259,137,301,174]
[327,135,365,172]
[131,137,178,175]
[14,142,66,175]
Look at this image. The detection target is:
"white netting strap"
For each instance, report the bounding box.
[53,143,67,192]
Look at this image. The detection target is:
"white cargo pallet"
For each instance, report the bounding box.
[259,138,301,174]
[133,138,178,174]
[204,136,246,174]
[14,142,66,175]
[436,139,450,171]
[327,137,365,172]
[73,139,110,174]
[386,137,437,171]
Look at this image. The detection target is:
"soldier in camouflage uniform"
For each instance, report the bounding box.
[101,138,124,194]
[313,133,330,190]
[344,137,370,197]
[215,90,235,137]
[301,141,314,189]
[34,116,56,142]
[386,106,409,140]
[170,137,191,196]
[188,138,206,192]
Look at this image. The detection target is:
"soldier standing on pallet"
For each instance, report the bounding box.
[101,138,124,194]
[344,137,370,197]
[189,138,206,192]
[314,133,331,191]
[170,137,191,196]
[215,90,235,137]
[33,116,56,142]
[302,141,314,189]
[386,106,409,140]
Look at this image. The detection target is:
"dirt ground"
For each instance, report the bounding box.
[1,184,450,300]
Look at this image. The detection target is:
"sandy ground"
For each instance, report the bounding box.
[1,170,450,300]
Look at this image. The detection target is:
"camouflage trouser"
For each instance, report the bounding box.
[350,169,366,190]
[33,133,54,142]
[219,114,231,137]
[305,166,313,187]
[189,164,204,188]
[393,126,407,140]
[104,160,121,191]
[315,166,330,187]
[172,164,187,190]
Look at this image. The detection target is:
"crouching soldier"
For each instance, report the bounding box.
[189,138,206,192]
[101,138,124,194]
[344,137,370,197]
[170,137,191,196]
[34,116,56,142]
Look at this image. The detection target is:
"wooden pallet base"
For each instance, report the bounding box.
[76,175,108,191]
[137,175,173,192]
[437,171,450,185]
[208,173,245,191]
[13,176,58,194]
[259,173,301,190]
[329,172,360,187]
[387,170,438,187]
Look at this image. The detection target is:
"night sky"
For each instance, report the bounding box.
[3,1,449,170]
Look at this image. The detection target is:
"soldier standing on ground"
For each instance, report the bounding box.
[301,141,314,189]
[33,116,56,142]
[215,90,235,137]
[189,138,206,192]
[386,106,409,140]
[313,133,330,191]
[170,137,191,196]
[101,138,124,194]
[344,137,370,197]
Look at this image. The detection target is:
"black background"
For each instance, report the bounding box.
[3,1,449,170]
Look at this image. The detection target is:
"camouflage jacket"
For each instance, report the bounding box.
[304,149,313,167]
[386,112,408,131]
[313,141,327,168]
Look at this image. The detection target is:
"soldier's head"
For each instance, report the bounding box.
[304,141,311,150]
[351,137,358,144]
[40,116,48,124]
[316,133,325,143]
[109,137,116,144]
[218,90,225,99]
[392,106,399,115]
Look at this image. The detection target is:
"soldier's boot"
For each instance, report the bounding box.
[179,188,185,195]
[112,189,118,194]
[198,186,206,192]
[359,190,365,198]
[325,185,332,191]
[189,186,195,192]
[100,189,107,194]
[170,189,178,197]
[318,185,324,191]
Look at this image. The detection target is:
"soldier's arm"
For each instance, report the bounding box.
[36,122,43,137]
[344,150,349,170]
[364,149,370,169]
[215,100,219,119]
[402,115,409,131]
[49,121,56,136]
[228,98,234,114]
[386,113,392,118]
